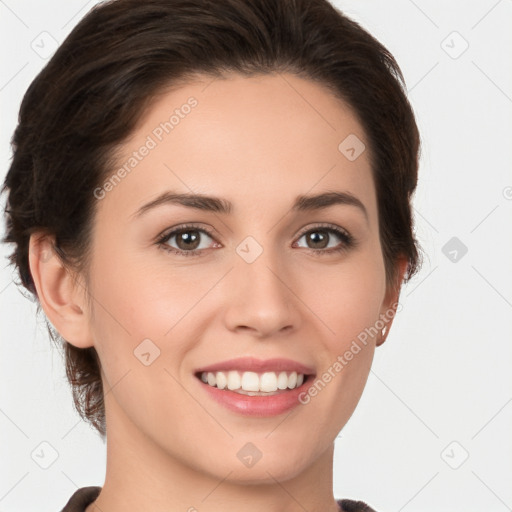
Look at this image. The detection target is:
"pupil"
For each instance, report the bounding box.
[309,231,327,249]
[178,231,199,250]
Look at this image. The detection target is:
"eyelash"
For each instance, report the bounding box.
[156,223,356,257]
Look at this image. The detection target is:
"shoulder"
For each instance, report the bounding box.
[338,498,378,512]
[60,489,375,512]
[60,486,101,512]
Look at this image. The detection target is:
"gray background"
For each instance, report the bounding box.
[1,0,511,511]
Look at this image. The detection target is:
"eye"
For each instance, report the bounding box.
[156,222,355,257]
[293,224,355,255]
[156,224,218,257]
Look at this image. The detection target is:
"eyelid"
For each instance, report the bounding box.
[158,222,351,241]
[157,223,217,241]
[156,221,355,256]
[155,223,219,251]
[295,222,351,238]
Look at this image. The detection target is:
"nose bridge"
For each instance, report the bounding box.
[224,234,298,335]
[235,234,287,299]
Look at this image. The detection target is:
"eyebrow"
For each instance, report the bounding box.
[132,190,368,221]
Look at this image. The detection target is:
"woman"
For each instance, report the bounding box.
[2,0,421,510]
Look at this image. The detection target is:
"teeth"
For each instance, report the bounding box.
[227,371,241,390]
[216,371,227,390]
[200,370,306,393]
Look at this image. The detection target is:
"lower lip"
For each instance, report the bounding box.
[196,376,314,417]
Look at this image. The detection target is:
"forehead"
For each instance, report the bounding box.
[98,72,377,223]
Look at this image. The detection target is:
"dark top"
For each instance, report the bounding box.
[60,486,377,511]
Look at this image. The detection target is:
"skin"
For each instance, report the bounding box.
[29,72,406,512]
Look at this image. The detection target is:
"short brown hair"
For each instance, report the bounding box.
[2,0,422,436]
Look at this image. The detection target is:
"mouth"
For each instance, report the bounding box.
[194,370,313,396]
[193,357,316,416]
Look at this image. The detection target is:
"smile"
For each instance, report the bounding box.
[198,370,306,395]
[194,357,316,416]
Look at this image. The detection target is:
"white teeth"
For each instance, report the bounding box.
[277,371,289,390]
[241,371,260,391]
[199,370,306,393]
[260,372,277,392]
[216,371,227,390]
[227,370,241,390]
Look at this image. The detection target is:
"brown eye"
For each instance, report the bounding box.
[305,230,330,249]
[294,225,354,254]
[158,225,217,256]
[174,230,202,251]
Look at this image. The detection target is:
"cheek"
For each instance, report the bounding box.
[301,263,383,434]
[302,254,386,347]
[86,247,214,392]
[89,245,199,338]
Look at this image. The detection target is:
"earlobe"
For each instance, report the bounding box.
[376,256,408,347]
[28,233,94,349]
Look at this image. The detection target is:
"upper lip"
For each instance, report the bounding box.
[195,357,315,375]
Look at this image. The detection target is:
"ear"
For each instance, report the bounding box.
[28,233,94,348]
[376,256,408,347]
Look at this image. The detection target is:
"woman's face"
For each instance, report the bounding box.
[84,72,401,483]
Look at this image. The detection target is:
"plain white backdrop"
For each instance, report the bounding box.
[1,1,511,511]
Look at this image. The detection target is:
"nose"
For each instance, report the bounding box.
[222,246,301,338]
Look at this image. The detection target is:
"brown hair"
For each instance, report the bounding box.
[2,0,422,436]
